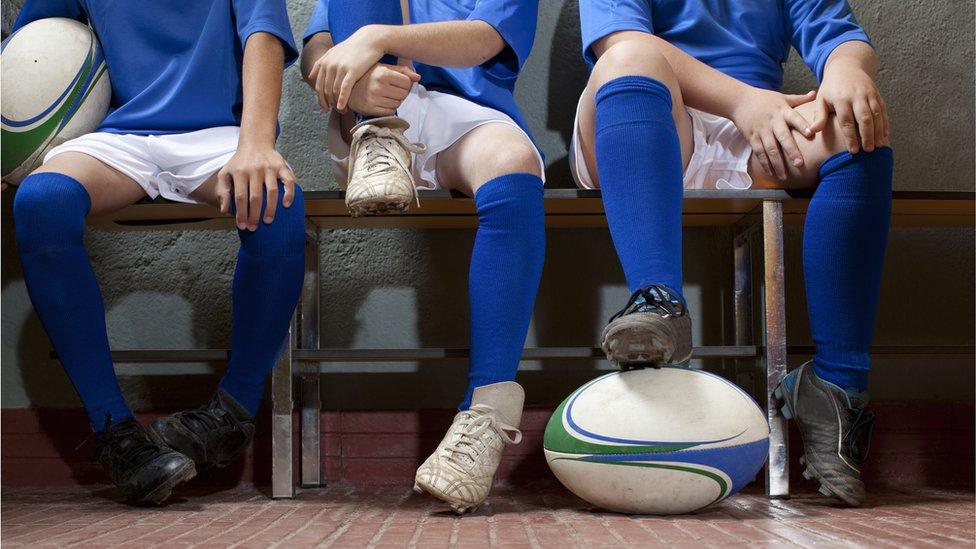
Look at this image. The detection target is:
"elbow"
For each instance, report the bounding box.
[472,22,507,66]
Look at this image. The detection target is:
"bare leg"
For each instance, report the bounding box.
[576,39,695,188]
[34,152,148,215]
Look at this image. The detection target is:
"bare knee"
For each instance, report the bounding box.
[590,37,677,92]
[469,128,542,185]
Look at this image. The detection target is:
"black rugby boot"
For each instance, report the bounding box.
[149,389,255,469]
[775,362,876,506]
[601,284,693,370]
[93,416,196,505]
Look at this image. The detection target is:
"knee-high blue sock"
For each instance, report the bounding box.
[328,0,401,122]
[14,173,133,430]
[461,174,545,409]
[218,185,306,416]
[804,148,893,392]
[595,76,684,296]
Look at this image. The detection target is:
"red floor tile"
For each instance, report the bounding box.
[1,485,973,548]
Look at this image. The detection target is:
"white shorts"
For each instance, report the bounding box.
[569,96,754,191]
[44,126,240,204]
[327,84,545,190]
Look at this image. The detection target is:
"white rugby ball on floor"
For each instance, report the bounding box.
[1,17,111,184]
[544,368,769,515]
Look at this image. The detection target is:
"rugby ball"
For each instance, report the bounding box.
[1,17,111,184]
[544,368,769,515]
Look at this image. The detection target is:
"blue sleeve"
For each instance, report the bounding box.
[468,0,540,78]
[303,0,329,44]
[579,0,652,67]
[233,0,299,68]
[784,0,871,82]
[12,0,86,33]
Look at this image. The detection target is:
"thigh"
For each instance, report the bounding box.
[434,122,542,196]
[575,77,695,189]
[34,152,148,216]
[748,101,851,190]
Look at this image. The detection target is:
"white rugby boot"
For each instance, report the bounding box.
[345,116,426,217]
[414,382,524,514]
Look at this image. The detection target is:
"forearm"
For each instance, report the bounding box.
[823,40,878,81]
[368,20,505,68]
[240,32,284,148]
[597,31,754,120]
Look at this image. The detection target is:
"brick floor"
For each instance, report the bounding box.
[2,485,973,548]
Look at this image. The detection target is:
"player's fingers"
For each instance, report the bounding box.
[762,131,788,181]
[774,119,804,169]
[336,73,356,112]
[750,136,773,178]
[869,96,886,150]
[308,62,319,83]
[784,107,814,139]
[324,64,339,112]
[279,165,297,208]
[385,69,414,91]
[315,65,330,111]
[389,64,421,82]
[808,98,829,134]
[247,172,263,231]
[785,89,817,107]
[880,98,891,141]
[232,172,248,230]
[834,102,860,154]
[217,169,232,214]
[263,169,278,224]
[853,98,875,152]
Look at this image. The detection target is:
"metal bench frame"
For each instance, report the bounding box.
[85,188,976,499]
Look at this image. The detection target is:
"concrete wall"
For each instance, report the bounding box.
[2,0,973,412]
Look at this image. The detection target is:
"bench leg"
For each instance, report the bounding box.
[271,317,295,499]
[300,225,323,488]
[733,223,756,392]
[762,200,789,498]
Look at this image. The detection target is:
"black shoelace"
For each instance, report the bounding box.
[609,284,685,322]
[95,415,161,469]
[843,407,876,465]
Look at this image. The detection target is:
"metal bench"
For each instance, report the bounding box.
[87,188,976,499]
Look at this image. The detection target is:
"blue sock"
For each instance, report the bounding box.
[218,185,306,416]
[595,76,684,296]
[805,148,893,392]
[14,173,133,431]
[461,174,545,409]
[328,0,401,122]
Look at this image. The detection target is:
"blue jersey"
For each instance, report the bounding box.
[13,0,298,135]
[304,0,539,137]
[579,0,871,90]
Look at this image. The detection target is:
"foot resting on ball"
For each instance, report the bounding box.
[149,389,255,470]
[775,362,875,506]
[93,415,196,506]
[414,382,524,514]
[345,116,426,217]
[601,284,692,370]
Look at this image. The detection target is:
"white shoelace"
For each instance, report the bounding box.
[350,125,426,207]
[443,404,522,468]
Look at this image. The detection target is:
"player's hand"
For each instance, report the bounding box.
[308,25,388,113]
[346,63,420,116]
[217,144,297,231]
[813,62,890,154]
[731,88,817,181]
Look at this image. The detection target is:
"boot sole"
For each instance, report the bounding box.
[413,479,480,515]
[347,196,412,217]
[600,313,692,370]
[773,383,864,507]
[135,460,197,506]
